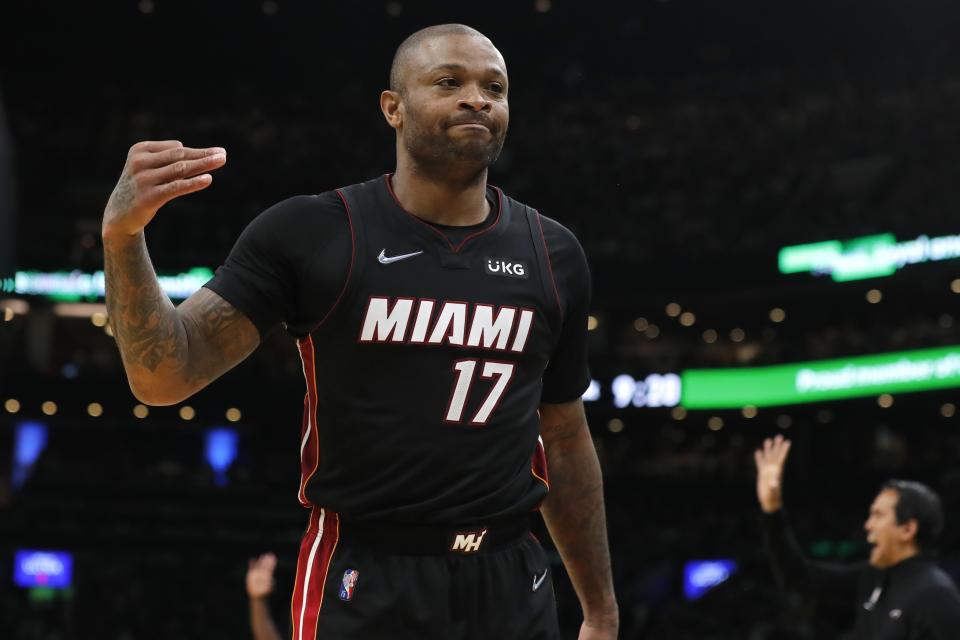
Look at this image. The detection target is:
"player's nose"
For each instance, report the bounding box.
[457,84,490,111]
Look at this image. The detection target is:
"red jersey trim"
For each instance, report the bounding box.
[310,190,357,330]
[531,435,550,490]
[297,336,320,506]
[533,211,562,314]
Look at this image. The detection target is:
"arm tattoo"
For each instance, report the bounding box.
[178,288,258,386]
[109,173,136,213]
[540,402,617,619]
[103,232,187,373]
[103,232,258,400]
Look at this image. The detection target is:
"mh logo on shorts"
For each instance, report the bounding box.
[450,528,488,553]
[485,258,528,279]
[339,569,359,601]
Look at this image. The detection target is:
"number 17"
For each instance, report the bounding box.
[444,359,516,425]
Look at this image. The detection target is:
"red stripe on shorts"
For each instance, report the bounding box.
[290,507,340,640]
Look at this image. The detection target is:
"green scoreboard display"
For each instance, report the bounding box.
[682,345,960,409]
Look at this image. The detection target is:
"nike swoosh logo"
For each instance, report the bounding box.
[532,568,548,592]
[378,249,424,265]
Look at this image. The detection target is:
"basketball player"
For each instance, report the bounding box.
[755,435,960,638]
[101,24,618,640]
[247,553,283,640]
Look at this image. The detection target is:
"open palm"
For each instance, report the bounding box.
[753,435,792,513]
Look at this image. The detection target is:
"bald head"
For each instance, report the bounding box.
[380,23,509,175]
[389,24,493,94]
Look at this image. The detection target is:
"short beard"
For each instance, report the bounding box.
[403,120,505,176]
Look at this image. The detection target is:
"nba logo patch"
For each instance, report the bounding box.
[339,569,359,601]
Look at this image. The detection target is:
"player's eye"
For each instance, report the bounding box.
[487,82,505,94]
[436,78,459,88]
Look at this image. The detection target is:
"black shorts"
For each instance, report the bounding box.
[290,507,561,640]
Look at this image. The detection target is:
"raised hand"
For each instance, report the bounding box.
[103,140,226,238]
[754,435,792,514]
[246,553,278,600]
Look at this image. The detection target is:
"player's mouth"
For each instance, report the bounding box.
[447,116,493,132]
[449,123,491,135]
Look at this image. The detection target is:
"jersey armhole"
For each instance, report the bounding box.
[526,208,564,338]
[299,189,358,336]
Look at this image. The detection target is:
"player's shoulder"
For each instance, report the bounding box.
[265,191,345,219]
[536,212,583,255]
[528,208,588,270]
[497,190,584,254]
[332,175,391,201]
[247,191,348,236]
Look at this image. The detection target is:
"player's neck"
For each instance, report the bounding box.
[390,162,490,227]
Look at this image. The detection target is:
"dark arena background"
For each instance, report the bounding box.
[2,1,960,638]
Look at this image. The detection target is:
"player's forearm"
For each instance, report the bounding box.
[249,597,283,640]
[541,428,618,627]
[102,229,192,405]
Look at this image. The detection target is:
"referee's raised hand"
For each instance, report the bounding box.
[754,435,792,514]
[102,140,226,238]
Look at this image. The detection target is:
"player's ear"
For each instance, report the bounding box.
[900,518,919,543]
[380,90,403,130]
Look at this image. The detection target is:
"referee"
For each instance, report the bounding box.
[754,435,960,639]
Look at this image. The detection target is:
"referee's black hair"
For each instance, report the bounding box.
[389,24,488,94]
[883,479,944,551]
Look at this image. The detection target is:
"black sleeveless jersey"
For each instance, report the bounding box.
[205,175,591,525]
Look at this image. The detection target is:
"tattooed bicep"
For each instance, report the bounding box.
[177,288,260,380]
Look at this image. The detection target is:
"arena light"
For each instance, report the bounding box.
[13,421,48,489]
[12,267,214,301]
[780,232,960,282]
[1,298,29,315]
[682,345,960,409]
[683,559,737,600]
[582,379,601,402]
[205,428,238,486]
[14,550,73,589]
[53,303,106,318]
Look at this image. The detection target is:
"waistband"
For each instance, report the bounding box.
[335,515,531,556]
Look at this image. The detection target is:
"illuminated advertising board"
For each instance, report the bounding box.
[779,232,960,282]
[3,268,213,301]
[682,345,960,409]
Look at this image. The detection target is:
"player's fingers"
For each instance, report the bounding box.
[262,553,277,570]
[134,145,225,171]
[763,437,774,457]
[753,449,763,470]
[131,140,183,154]
[154,174,214,205]
[143,152,226,184]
